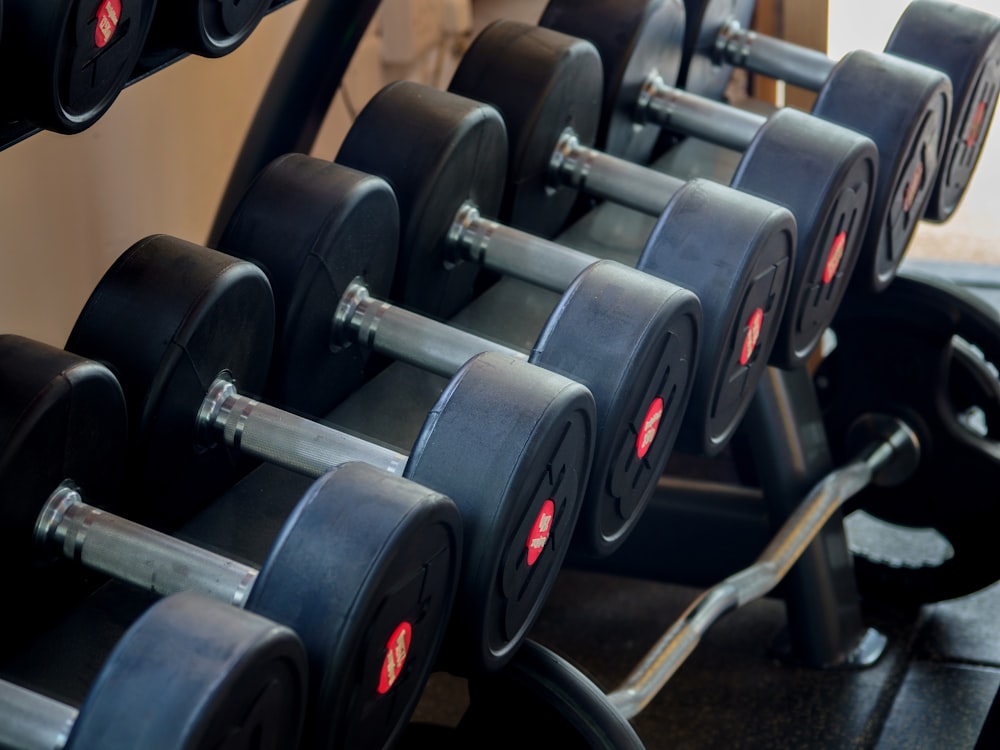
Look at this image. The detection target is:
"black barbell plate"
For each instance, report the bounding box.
[217,153,398,416]
[885,1,1000,223]
[337,79,506,320]
[406,351,595,672]
[678,0,755,99]
[0,0,157,134]
[811,52,951,294]
[65,592,307,749]
[539,0,687,164]
[246,461,462,750]
[146,0,271,57]
[66,235,276,528]
[817,270,1000,603]
[731,108,877,367]
[638,179,794,455]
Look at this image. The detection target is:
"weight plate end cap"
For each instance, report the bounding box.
[66,592,308,750]
[246,462,462,749]
[219,154,399,415]
[407,351,596,673]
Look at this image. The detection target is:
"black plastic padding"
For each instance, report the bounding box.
[449,20,603,239]
[218,154,399,416]
[146,0,270,57]
[885,0,1000,222]
[337,81,508,319]
[540,0,687,164]
[66,235,276,529]
[638,180,795,456]
[246,462,462,750]
[732,108,877,368]
[406,351,596,673]
[531,260,701,557]
[679,0,756,98]
[813,50,952,294]
[66,592,308,750]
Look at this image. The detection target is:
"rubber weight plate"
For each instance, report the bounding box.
[406,351,595,673]
[1,0,157,133]
[732,108,877,368]
[638,179,794,455]
[813,50,951,294]
[337,80,507,320]
[540,0,687,164]
[146,0,270,57]
[448,19,603,239]
[817,271,1000,603]
[217,153,398,417]
[246,462,462,750]
[66,235,275,528]
[531,260,700,557]
[885,1,1000,223]
[66,592,307,749]
[680,0,756,99]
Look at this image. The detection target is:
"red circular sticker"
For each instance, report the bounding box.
[823,231,847,285]
[965,101,988,149]
[525,499,555,566]
[377,622,413,695]
[635,397,664,460]
[95,0,122,49]
[902,160,925,213]
[740,308,764,366]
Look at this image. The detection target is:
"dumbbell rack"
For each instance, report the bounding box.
[2,1,999,748]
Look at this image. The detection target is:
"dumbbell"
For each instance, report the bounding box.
[541,0,953,293]
[448,19,876,369]
[145,0,272,57]
[336,81,795,460]
[218,153,696,557]
[0,592,306,749]
[0,334,463,750]
[684,0,1000,224]
[63,235,596,673]
[0,0,158,134]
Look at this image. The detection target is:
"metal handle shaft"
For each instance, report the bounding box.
[0,679,77,750]
[714,18,835,92]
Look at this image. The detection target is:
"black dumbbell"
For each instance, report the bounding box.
[63,236,596,673]
[145,0,272,57]
[542,0,953,294]
[336,80,795,458]
[0,592,306,749]
[448,19,876,369]
[0,334,463,750]
[218,153,696,558]
[0,0,158,133]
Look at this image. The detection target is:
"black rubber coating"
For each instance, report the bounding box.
[246,462,462,750]
[337,80,507,319]
[146,0,271,57]
[0,0,158,133]
[540,0,687,164]
[680,0,756,98]
[459,639,646,749]
[217,153,398,416]
[0,335,127,575]
[448,20,603,239]
[531,260,700,557]
[812,50,952,294]
[885,1,1000,223]
[731,108,877,368]
[638,179,795,455]
[66,235,276,528]
[66,592,308,750]
[818,271,1000,604]
[406,351,596,673]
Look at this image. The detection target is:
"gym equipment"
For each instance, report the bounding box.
[542,0,953,293]
[448,19,876,369]
[817,271,1000,604]
[0,591,307,749]
[146,0,271,57]
[336,80,795,457]
[65,236,597,672]
[219,153,697,557]
[0,0,158,134]
[0,334,463,750]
